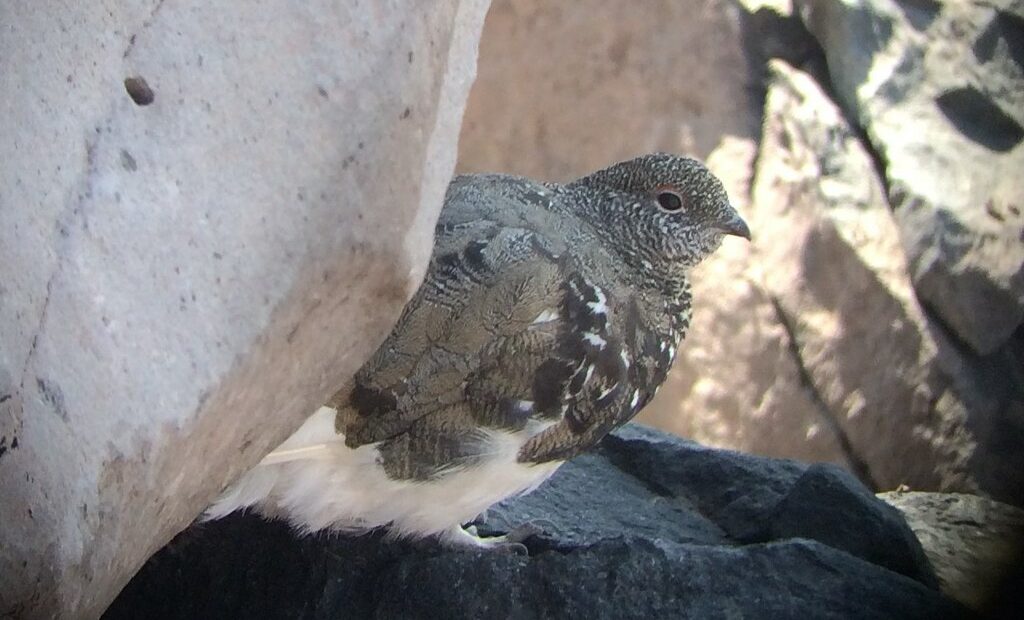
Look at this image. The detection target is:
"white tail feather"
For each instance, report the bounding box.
[205,406,342,520]
[205,406,564,538]
[259,444,331,465]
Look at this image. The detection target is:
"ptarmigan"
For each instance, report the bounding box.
[207,153,750,550]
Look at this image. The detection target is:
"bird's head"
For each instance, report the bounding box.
[566,153,749,272]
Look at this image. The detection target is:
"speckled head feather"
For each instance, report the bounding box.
[566,153,749,271]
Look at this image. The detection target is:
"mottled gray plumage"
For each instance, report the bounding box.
[334,153,746,476]
[209,153,748,547]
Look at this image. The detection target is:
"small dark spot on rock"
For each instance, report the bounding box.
[936,86,1023,152]
[408,51,414,63]
[66,74,72,83]
[120,149,137,172]
[894,0,941,31]
[213,251,223,259]
[400,107,411,119]
[36,377,68,421]
[124,76,155,106]
[317,85,329,99]
[986,200,1004,221]
[358,141,364,150]
[974,9,1024,68]
[10,437,17,449]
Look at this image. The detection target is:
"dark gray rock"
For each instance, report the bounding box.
[379,538,955,620]
[474,452,727,549]
[599,424,808,542]
[767,464,939,588]
[104,425,965,619]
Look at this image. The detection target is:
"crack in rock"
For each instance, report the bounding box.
[769,296,880,491]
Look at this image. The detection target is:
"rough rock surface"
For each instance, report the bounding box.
[880,491,1024,614]
[105,426,961,619]
[645,57,985,497]
[800,0,1024,355]
[0,1,490,617]
[618,8,1024,506]
[456,0,762,180]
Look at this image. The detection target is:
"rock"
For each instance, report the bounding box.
[880,491,1024,614]
[105,425,962,619]
[456,0,763,181]
[799,0,1024,355]
[643,56,1024,507]
[0,1,491,617]
[770,464,937,587]
[746,58,974,496]
[598,425,809,543]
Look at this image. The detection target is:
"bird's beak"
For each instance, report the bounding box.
[718,211,751,240]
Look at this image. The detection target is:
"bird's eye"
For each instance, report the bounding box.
[656,191,684,212]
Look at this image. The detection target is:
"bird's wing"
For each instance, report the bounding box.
[335,221,565,444]
[332,217,633,463]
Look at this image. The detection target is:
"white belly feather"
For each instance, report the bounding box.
[206,407,563,540]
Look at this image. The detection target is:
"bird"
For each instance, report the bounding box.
[205,153,750,551]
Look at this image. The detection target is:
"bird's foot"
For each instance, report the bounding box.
[444,522,545,555]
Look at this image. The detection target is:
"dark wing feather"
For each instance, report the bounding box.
[334,223,571,448]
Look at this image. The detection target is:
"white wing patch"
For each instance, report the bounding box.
[586,287,608,316]
[530,308,560,325]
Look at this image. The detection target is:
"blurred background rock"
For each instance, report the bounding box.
[456,0,1024,507]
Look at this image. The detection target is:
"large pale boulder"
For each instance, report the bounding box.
[799,0,1024,355]
[0,1,490,617]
